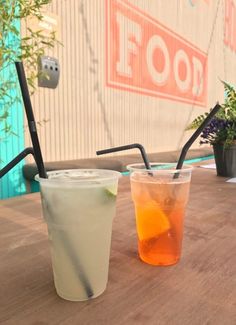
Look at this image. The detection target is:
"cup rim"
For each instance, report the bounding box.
[126,162,193,174]
[35,168,122,183]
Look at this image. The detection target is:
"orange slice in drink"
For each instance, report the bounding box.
[135,204,170,241]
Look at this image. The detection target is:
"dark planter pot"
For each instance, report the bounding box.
[213,143,236,177]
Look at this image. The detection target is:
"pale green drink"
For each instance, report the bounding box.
[36,169,121,301]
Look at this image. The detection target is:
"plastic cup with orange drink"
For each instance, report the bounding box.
[127,163,193,266]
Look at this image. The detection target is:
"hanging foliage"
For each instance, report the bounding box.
[0,0,58,140]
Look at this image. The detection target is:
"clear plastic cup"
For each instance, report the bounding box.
[35,169,121,301]
[127,163,193,266]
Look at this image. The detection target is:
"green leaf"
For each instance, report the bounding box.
[0,0,60,141]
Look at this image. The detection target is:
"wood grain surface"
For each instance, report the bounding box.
[0,166,236,325]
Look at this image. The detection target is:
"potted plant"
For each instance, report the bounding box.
[187,81,236,177]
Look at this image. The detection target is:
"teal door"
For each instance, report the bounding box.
[0,18,26,199]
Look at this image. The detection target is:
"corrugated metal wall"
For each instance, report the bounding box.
[24,0,231,163]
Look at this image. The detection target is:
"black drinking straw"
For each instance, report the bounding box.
[0,147,35,178]
[97,143,152,170]
[15,61,94,299]
[176,103,221,170]
[15,62,47,179]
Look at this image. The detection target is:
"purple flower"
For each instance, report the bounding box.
[200,117,232,144]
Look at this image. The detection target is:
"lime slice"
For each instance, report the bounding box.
[105,186,117,198]
[136,205,170,241]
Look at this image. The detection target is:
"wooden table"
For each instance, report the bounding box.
[0,166,236,324]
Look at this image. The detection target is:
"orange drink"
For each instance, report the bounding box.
[128,163,193,266]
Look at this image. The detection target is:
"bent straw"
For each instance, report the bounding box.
[97,143,152,170]
[176,103,221,171]
[0,147,34,178]
[168,105,222,245]
[15,61,94,298]
[15,62,47,179]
